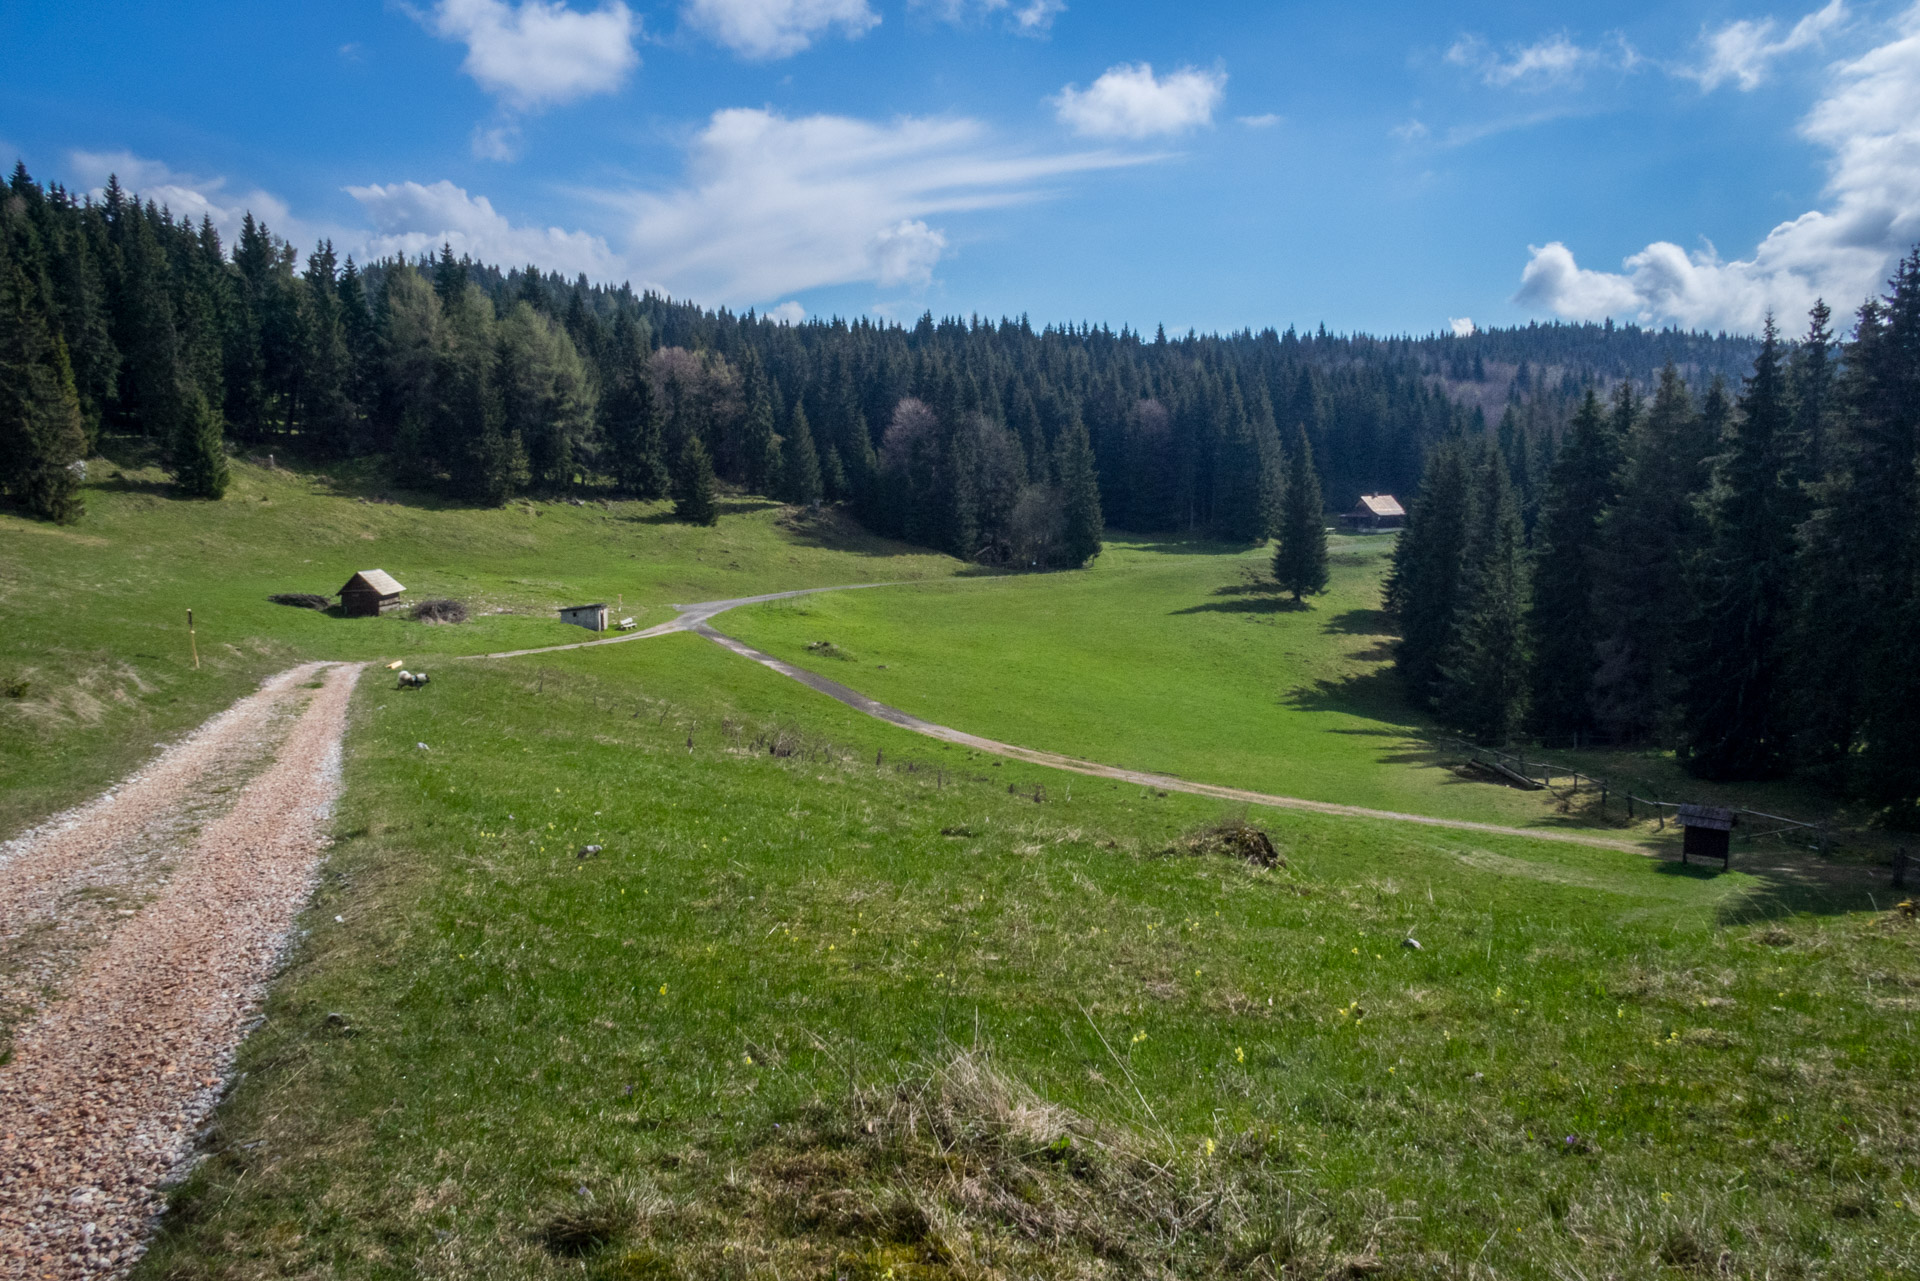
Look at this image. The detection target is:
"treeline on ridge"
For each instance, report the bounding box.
[2,163,1759,559]
[1388,273,1920,823]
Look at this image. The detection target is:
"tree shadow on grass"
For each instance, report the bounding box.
[1323,608,1392,636]
[1173,595,1311,616]
[1650,850,1887,921]
[1285,667,1411,721]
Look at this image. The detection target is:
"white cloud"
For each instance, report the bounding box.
[1449,317,1476,337]
[425,0,639,109]
[471,122,522,161]
[348,179,625,279]
[916,0,1064,36]
[1391,118,1430,141]
[684,0,879,59]
[66,150,321,248]
[1691,0,1845,92]
[1239,113,1282,128]
[609,107,1146,302]
[1516,5,1920,330]
[765,300,807,323]
[1446,32,1636,89]
[1052,62,1226,139]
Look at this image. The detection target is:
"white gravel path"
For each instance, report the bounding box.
[0,660,363,1279]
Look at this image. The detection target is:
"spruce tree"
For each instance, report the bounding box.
[1679,318,1799,779]
[1436,443,1529,744]
[1385,439,1472,707]
[1272,425,1327,602]
[1525,388,1624,740]
[170,380,229,499]
[673,433,718,525]
[601,314,667,497]
[0,219,88,522]
[1055,407,1104,567]
[782,402,823,506]
[1589,366,1713,742]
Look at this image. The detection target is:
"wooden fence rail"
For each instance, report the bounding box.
[1440,738,1832,854]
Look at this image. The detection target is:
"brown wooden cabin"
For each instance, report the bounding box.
[1339,494,1405,531]
[338,569,405,617]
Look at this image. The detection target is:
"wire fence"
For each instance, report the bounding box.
[1440,738,1833,854]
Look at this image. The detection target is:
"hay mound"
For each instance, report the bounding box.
[1172,818,1284,867]
[268,592,330,611]
[412,598,468,624]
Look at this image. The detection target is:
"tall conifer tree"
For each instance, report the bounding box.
[1436,443,1529,744]
[1055,407,1104,567]
[673,433,718,525]
[1526,388,1623,739]
[1273,426,1327,602]
[1679,318,1800,779]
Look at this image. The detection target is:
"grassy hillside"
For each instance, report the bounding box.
[137,636,1918,1279]
[722,535,1576,830]
[722,535,1863,845]
[0,456,960,837]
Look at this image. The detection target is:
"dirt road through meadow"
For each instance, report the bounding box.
[0,661,363,1279]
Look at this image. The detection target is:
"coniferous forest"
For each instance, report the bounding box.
[14,164,1912,813]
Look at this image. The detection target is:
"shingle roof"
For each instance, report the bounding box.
[340,569,405,596]
[1357,494,1405,517]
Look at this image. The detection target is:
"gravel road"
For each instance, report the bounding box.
[0,660,364,1279]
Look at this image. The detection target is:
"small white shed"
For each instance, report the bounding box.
[559,603,609,632]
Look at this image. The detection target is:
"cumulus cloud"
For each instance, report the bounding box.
[610,107,1145,302]
[67,150,320,248]
[348,179,625,280]
[765,300,807,323]
[1052,63,1225,139]
[424,0,639,109]
[917,0,1064,36]
[1691,0,1846,92]
[1449,317,1476,337]
[684,0,879,59]
[1517,5,1920,330]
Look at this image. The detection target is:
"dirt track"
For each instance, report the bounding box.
[0,661,363,1279]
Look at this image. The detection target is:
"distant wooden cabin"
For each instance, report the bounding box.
[338,569,405,617]
[559,603,609,632]
[1340,495,1405,532]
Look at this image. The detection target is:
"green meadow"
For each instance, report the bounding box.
[4,464,1916,1278]
[724,536,1580,831]
[0,456,957,835]
[140,638,1919,1279]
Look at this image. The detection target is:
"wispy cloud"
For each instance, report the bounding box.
[1445,32,1637,89]
[915,0,1064,36]
[66,150,325,248]
[683,0,880,59]
[1052,63,1226,139]
[608,107,1148,300]
[348,178,625,278]
[422,0,640,109]
[1517,4,1920,330]
[1689,0,1846,92]
[1238,113,1282,129]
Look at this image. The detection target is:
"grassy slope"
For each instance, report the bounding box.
[139,637,1919,1279]
[0,458,958,837]
[722,535,1582,830]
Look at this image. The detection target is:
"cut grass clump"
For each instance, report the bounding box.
[805,639,850,660]
[1168,816,1285,868]
[267,592,331,611]
[411,598,469,624]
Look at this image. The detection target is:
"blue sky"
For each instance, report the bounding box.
[4,0,1915,336]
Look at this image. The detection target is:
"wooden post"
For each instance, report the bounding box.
[188,608,199,670]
